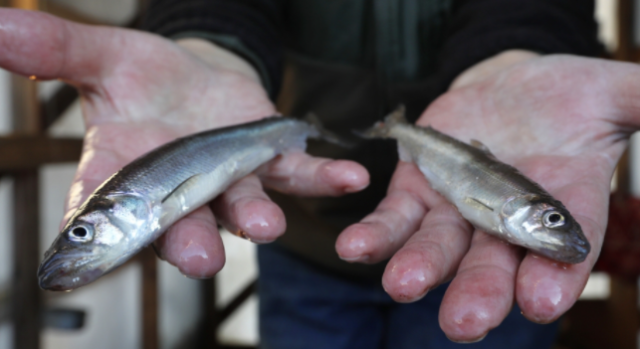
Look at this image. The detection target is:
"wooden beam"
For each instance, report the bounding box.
[0,136,82,171]
[615,0,637,61]
[0,285,9,323]
[12,170,40,349]
[11,75,40,132]
[10,0,37,10]
[608,277,640,349]
[9,0,42,336]
[41,84,78,130]
[216,280,256,326]
[140,247,158,349]
[198,278,217,348]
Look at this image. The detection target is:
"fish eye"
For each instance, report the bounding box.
[68,224,94,243]
[543,211,565,228]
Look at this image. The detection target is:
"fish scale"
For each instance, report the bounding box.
[362,106,590,263]
[38,116,322,291]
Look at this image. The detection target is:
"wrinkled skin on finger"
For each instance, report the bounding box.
[0,9,369,279]
[337,55,639,341]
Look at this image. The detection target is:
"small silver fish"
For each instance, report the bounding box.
[362,107,590,264]
[39,116,327,291]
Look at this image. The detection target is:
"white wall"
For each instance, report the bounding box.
[597,0,618,52]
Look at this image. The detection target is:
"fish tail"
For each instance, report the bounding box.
[355,105,407,139]
[304,113,356,148]
[384,105,408,125]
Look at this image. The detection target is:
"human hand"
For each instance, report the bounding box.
[336,53,639,341]
[0,9,368,278]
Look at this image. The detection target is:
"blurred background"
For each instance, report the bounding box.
[0,0,637,348]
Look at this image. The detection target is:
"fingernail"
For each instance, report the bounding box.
[339,254,370,263]
[323,164,368,194]
[180,241,209,264]
[523,277,564,323]
[382,266,430,303]
[344,182,369,194]
[244,213,270,230]
[343,235,368,255]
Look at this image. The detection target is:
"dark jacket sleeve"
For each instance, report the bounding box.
[141,0,284,99]
[435,0,604,89]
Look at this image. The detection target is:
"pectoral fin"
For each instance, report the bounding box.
[161,174,203,206]
[464,197,494,212]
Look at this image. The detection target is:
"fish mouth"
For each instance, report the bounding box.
[38,258,70,291]
[541,237,591,264]
[38,252,101,291]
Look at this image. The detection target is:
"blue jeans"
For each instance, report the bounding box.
[258,243,559,349]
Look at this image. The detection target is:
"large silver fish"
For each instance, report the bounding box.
[39,117,327,291]
[362,107,590,264]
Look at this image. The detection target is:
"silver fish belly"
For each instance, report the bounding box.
[39,117,322,291]
[363,107,590,264]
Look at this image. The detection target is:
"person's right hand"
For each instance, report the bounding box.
[0,9,369,278]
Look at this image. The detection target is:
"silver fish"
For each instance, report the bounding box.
[362,107,590,264]
[39,117,326,291]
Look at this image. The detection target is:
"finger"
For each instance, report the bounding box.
[382,204,473,302]
[336,190,426,263]
[0,8,176,89]
[0,9,114,83]
[516,181,608,323]
[211,174,286,243]
[599,58,640,128]
[439,231,524,343]
[335,162,441,263]
[257,152,369,196]
[154,205,225,278]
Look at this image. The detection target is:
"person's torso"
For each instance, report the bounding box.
[272,0,452,278]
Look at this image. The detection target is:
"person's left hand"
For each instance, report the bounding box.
[336,53,640,342]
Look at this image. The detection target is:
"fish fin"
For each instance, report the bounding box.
[464,197,494,212]
[384,105,408,125]
[161,174,203,204]
[355,105,408,139]
[470,139,496,157]
[470,139,490,152]
[304,113,356,148]
[352,121,388,139]
[398,144,413,162]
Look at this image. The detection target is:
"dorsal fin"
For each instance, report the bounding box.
[384,105,408,125]
[470,139,495,157]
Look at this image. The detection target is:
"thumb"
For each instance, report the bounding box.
[603,58,640,128]
[0,9,126,86]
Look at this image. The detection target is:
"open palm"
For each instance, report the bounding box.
[337,55,637,341]
[0,9,368,277]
